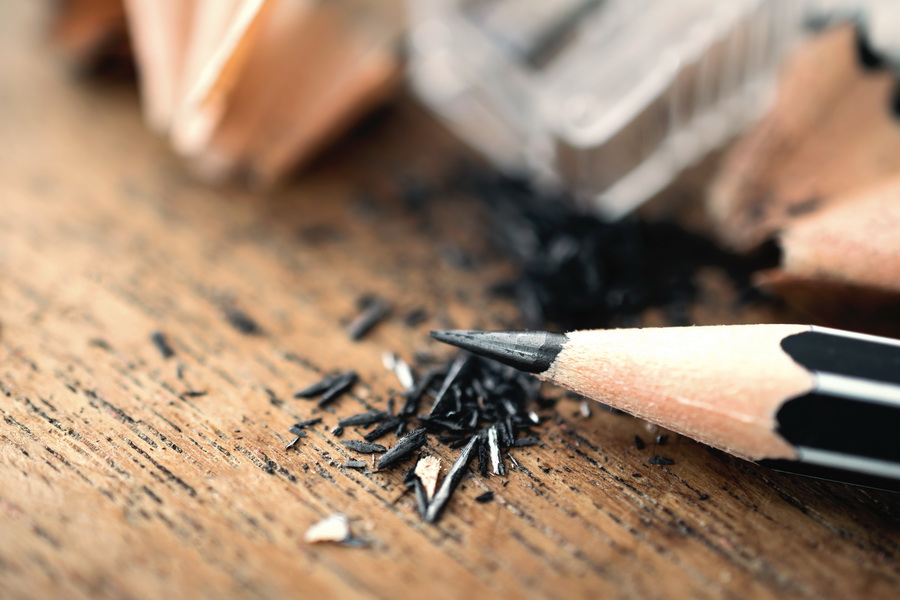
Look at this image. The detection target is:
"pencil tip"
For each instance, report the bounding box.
[429,330,566,374]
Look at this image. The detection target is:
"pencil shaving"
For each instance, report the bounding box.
[414,455,441,500]
[709,25,900,252]
[774,176,900,294]
[120,0,403,183]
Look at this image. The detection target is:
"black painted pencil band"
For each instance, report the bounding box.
[431,325,900,491]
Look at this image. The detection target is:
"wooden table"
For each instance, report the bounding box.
[2,4,899,599]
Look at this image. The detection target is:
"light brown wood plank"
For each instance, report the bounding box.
[2,4,899,600]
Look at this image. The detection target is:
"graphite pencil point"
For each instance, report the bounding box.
[429,330,567,374]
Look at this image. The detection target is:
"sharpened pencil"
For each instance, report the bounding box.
[431,325,900,491]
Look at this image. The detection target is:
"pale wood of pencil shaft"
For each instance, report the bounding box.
[546,325,814,460]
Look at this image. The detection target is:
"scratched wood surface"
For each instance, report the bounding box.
[2,4,900,600]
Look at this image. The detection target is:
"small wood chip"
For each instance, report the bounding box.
[414,455,442,500]
[304,513,350,543]
[383,352,415,390]
[579,400,591,418]
[488,425,505,476]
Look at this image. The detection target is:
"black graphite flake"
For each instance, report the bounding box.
[403,307,428,327]
[331,425,344,437]
[293,417,322,429]
[425,436,478,523]
[413,476,429,518]
[341,440,387,454]
[318,371,358,407]
[284,436,302,451]
[288,426,310,438]
[477,436,489,477]
[88,338,112,351]
[475,491,494,503]
[150,331,174,359]
[342,460,367,469]
[449,436,472,450]
[429,355,470,415]
[506,453,521,471]
[339,410,388,427]
[223,306,262,335]
[376,428,428,470]
[401,366,446,416]
[294,374,340,399]
[403,466,418,488]
[265,388,284,407]
[424,416,470,433]
[347,296,391,341]
[655,434,669,446]
[178,390,208,399]
[513,437,540,447]
[414,350,436,364]
[498,419,515,448]
[648,456,674,466]
[363,416,404,442]
[634,435,646,450]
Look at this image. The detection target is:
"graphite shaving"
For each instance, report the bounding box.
[452,168,770,330]
[282,347,554,523]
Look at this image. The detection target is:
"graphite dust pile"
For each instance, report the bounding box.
[289,350,548,524]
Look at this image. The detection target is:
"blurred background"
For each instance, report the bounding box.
[41,0,900,332]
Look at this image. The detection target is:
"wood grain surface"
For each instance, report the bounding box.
[2,4,900,599]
